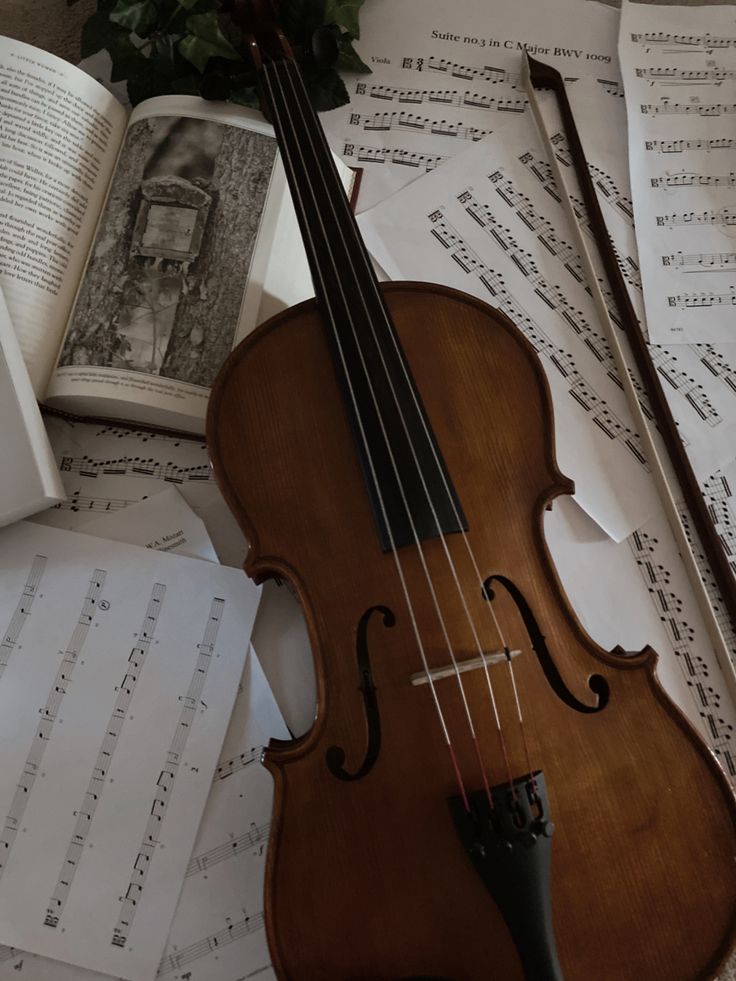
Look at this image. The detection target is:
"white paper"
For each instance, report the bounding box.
[0,648,287,981]
[531,78,736,480]
[0,289,64,524]
[357,112,663,540]
[322,0,620,210]
[546,495,736,786]
[79,487,219,563]
[619,0,736,343]
[0,521,261,981]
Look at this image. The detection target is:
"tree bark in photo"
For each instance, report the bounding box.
[160,127,277,386]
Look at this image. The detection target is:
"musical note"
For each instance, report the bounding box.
[215,746,261,781]
[185,822,270,877]
[354,80,528,114]
[157,913,266,975]
[636,66,736,82]
[656,207,736,228]
[662,251,736,270]
[645,138,736,154]
[0,557,46,683]
[427,210,650,470]
[641,101,736,117]
[43,584,166,930]
[628,522,735,780]
[629,30,736,52]
[621,1,736,343]
[111,598,225,947]
[59,455,214,485]
[341,141,447,172]
[348,110,493,143]
[0,571,107,879]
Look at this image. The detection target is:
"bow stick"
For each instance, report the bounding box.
[523,53,736,698]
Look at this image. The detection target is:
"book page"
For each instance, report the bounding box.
[0,36,126,395]
[45,97,285,433]
[0,519,261,980]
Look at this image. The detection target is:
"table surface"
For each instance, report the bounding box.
[0,2,734,979]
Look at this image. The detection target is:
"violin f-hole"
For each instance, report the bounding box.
[483,575,609,713]
[325,605,394,781]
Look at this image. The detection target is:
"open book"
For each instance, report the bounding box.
[0,36,355,435]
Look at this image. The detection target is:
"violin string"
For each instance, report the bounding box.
[267,59,501,802]
[261,60,474,809]
[283,60,539,792]
[271,58,521,798]
[277,59,533,792]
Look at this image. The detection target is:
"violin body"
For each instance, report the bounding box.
[208,283,736,980]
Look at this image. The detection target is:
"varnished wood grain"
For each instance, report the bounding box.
[208,283,736,980]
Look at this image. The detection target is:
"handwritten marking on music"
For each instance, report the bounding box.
[619,0,736,343]
[0,521,260,981]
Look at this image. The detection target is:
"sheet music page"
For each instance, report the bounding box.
[0,648,286,981]
[545,496,736,789]
[78,487,219,563]
[557,78,736,475]
[619,0,736,344]
[321,0,620,210]
[357,112,672,541]
[0,521,260,981]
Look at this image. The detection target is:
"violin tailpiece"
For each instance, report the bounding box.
[449,771,562,981]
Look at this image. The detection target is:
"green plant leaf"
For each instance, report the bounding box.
[107,34,148,82]
[178,11,240,72]
[110,0,160,35]
[324,0,364,39]
[337,37,370,73]
[229,84,260,109]
[307,66,349,111]
[81,10,126,58]
[176,0,200,8]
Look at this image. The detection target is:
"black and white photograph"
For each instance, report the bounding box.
[58,114,277,388]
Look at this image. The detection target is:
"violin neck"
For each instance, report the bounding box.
[258,58,467,551]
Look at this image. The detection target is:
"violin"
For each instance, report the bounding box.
[207,6,736,979]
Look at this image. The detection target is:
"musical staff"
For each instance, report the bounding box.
[663,251,736,270]
[427,210,648,467]
[401,55,519,87]
[636,66,736,82]
[398,54,619,94]
[628,526,735,780]
[0,571,107,878]
[54,491,139,514]
[44,584,166,930]
[157,913,265,976]
[697,344,736,394]
[668,289,736,309]
[630,31,736,51]
[354,80,527,114]
[655,172,734,191]
[111,597,224,948]
[645,138,736,154]
[341,141,447,172]
[347,110,492,143]
[59,455,214,485]
[215,746,260,781]
[641,101,736,117]
[0,556,46,682]
[458,188,636,404]
[657,207,736,228]
[185,822,270,878]
[486,160,723,433]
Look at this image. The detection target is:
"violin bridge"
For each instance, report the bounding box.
[410,648,521,686]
